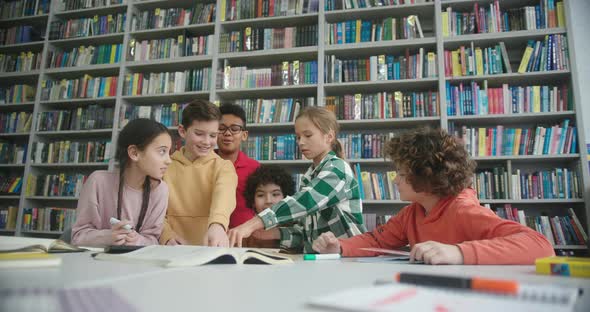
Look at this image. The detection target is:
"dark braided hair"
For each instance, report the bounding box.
[115,118,170,231]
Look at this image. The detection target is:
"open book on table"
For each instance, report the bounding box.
[308,282,580,312]
[0,236,87,253]
[94,245,293,267]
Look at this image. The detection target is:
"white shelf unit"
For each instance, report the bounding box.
[0,0,586,250]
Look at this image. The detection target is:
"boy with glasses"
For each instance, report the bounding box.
[216,103,260,228]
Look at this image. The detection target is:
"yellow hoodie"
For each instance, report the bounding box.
[159,147,237,245]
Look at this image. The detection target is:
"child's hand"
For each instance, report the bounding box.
[312,232,341,254]
[205,223,229,247]
[124,231,140,245]
[409,241,464,265]
[251,228,280,241]
[110,220,132,245]
[228,217,264,247]
[166,236,187,245]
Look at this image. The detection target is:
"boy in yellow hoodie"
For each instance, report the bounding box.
[159,99,238,246]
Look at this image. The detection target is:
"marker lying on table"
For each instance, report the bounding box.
[109,217,133,231]
[304,254,341,260]
[393,272,519,295]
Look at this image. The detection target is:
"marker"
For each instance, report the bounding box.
[109,217,133,231]
[304,254,341,260]
[394,272,519,295]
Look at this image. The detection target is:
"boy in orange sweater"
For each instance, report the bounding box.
[312,127,555,265]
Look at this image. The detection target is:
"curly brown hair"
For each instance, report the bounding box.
[384,127,476,197]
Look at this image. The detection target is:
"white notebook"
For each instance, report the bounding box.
[308,283,579,312]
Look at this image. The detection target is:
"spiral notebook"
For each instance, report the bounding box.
[308,282,580,312]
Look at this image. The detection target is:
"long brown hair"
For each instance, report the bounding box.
[115,118,170,231]
[295,106,343,158]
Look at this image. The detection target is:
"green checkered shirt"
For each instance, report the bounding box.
[257,151,366,253]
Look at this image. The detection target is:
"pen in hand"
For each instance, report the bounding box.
[110,217,133,231]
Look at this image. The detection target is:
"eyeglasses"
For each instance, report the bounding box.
[219,124,244,135]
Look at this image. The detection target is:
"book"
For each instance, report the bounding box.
[0,236,87,253]
[536,256,590,278]
[94,245,293,267]
[358,247,410,256]
[0,252,61,268]
[308,282,579,312]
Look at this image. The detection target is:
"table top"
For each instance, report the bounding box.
[1,252,589,312]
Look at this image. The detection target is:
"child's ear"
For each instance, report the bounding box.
[178,124,187,139]
[127,145,140,161]
[241,130,248,141]
[326,129,336,144]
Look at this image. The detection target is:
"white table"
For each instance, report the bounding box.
[1,252,589,311]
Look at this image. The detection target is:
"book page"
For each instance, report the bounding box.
[358,247,410,256]
[308,284,578,312]
[95,245,238,267]
[0,236,56,252]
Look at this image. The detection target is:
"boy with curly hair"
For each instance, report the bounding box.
[312,127,555,265]
[240,165,296,248]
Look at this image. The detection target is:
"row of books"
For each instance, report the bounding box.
[445,82,571,116]
[494,206,587,246]
[220,0,319,21]
[453,121,578,157]
[362,213,392,233]
[119,103,186,128]
[130,3,216,31]
[222,60,318,89]
[325,0,432,11]
[353,165,401,201]
[219,25,318,53]
[0,0,49,19]
[49,13,126,40]
[0,85,35,104]
[0,143,27,165]
[36,106,115,132]
[128,35,213,62]
[236,97,314,124]
[510,168,582,200]
[0,51,42,73]
[31,140,112,164]
[517,34,569,73]
[0,206,17,230]
[243,134,301,161]
[122,68,212,96]
[47,44,123,68]
[21,207,77,233]
[326,15,424,45]
[441,0,565,37]
[40,76,118,101]
[25,173,87,198]
[0,25,42,45]
[57,0,124,12]
[339,132,392,160]
[324,91,440,120]
[0,176,22,195]
[473,167,509,200]
[444,42,510,77]
[324,50,437,83]
[0,112,32,134]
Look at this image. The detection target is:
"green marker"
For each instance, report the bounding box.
[304,254,341,260]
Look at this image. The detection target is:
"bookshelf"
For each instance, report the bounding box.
[0,0,588,252]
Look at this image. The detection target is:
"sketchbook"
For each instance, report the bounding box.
[94,245,293,267]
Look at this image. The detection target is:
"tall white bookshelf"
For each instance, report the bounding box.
[0,0,587,252]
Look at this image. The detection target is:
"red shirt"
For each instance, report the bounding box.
[228,151,260,228]
[340,188,555,264]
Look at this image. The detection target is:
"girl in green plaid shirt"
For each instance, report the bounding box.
[228,107,366,253]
